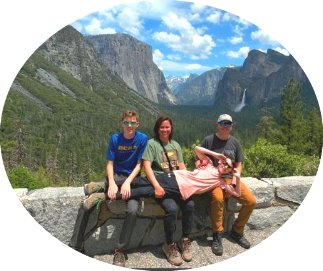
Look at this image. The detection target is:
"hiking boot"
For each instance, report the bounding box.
[178,237,192,262]
[84,181,105,195]
[83,192,105,210]
[229,230,251,249]
[162,243,183,266]
[211,232,223,256]
[113,249,126,267]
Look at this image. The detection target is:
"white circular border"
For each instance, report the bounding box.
[0,1,322,270]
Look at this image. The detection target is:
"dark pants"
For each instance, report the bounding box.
[69,174,143,253]
[115,173,195,244]
[153,173,195,245]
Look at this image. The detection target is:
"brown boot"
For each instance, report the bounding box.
[162,243,183,266]
[83,181,105,195]
[83,192,105,210]
[113,248,126,267]
[178,237,192,262]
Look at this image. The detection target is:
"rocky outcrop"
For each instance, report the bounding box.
[214,49,313,111]
[175,68,226,105]
[16,175,314,256]
[85,33,175,104]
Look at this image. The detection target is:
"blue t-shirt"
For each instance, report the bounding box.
[106,131,148,176]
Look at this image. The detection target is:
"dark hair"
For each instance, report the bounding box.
[153,116,173,141]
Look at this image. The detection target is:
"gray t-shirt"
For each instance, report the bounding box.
[201,134,243,178]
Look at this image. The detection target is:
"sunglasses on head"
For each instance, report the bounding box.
[218,121,233,127]
[123,121,138,127]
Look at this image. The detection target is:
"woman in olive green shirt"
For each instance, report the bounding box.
[142,116,194,266]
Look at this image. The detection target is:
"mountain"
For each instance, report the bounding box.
[166,74,198,96]
[175,68,226,105]
[1,26,163,178]
[214,49,316,111]
[85,33,175,105]
[1,27,320,184]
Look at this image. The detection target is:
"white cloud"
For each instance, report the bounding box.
[273,47,289,56]
[153,11,215,59]
[229,36,243,44]
[153,49,212,74]
[117,7,143,37]
[167,54,182,61]
[251,29,280,46]
[226,46,250,58]
[84,18,116,34]
[222,12,233,22]
[206,10,222,24]
[153,49,164,63]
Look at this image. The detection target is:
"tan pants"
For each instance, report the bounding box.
[209,179,256,234]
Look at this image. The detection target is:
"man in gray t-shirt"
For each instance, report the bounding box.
[200,114,256,256]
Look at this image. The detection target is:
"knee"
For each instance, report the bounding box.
[248,195,257,208]
[184,200,195,213]
[164,203,179,216]
[210,189,224,203]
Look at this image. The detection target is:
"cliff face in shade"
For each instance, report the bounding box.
[85,33,176,104]
[214,49,313,111]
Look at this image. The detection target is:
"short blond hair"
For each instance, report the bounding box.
[121,110,138,121]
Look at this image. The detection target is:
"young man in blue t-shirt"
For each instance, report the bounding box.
[69,110,148,267]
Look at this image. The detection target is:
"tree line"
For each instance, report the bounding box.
[2,79,322,189]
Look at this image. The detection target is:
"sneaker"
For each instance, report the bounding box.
[162,243,183,266]
[178,237,192,262]
[84,181,105,196]
[229,230,251,249]
[83,192,105,210]
[211,232,223,256]
[113,249,126,267]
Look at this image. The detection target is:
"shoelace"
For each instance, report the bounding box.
[169,243,179,257]
[114,251,125,263]
[182,239,191,252]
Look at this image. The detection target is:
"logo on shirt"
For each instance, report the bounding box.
[118,145,138,151]
[160,150,179,172]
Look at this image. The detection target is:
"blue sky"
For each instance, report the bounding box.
[72,0,288,77]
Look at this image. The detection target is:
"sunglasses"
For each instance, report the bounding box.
[123,121,138,127]
[218,121,233,127]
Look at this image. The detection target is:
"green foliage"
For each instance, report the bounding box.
[244,138,319,178]
[1,51,322,189]
[182,139,200,170]
[303,107,323,156]
[7,166,50,189]
[278,79,307,153]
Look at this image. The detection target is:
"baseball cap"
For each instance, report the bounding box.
[217,114,233,123]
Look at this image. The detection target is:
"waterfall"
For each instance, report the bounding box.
[234,89,247,112]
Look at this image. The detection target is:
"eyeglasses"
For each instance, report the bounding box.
[218,121,233,127]
[123,121,138,127]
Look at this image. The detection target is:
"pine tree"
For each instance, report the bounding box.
[305,107,323,156]
[279,79,306,153]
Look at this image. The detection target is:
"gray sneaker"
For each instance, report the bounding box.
[83,181,105,196]
[211,232,223,256]
[162,243,183,266]
[229,230,251,249]
[178,237,192,262]
[83,192,105,210]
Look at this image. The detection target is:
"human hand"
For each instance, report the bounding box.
[154,186,165,198]
[195,159,207,169]
[107,182,118,200]
[120,181,131,200]
[232,168,240,179]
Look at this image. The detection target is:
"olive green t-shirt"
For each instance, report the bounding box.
[142,138,184,174]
